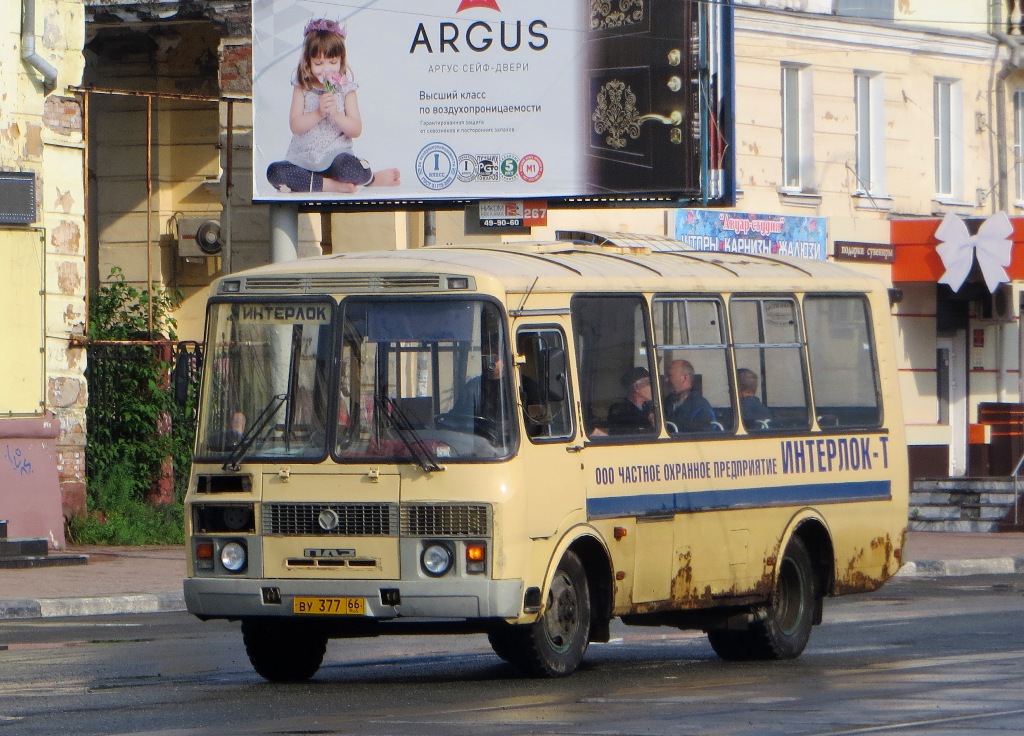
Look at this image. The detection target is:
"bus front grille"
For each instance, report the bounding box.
[262,503,398,536]
[400,504,491,537]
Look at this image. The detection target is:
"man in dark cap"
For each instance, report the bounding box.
[605,366,656,434]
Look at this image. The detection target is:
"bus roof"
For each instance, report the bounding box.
[215,231,886,297]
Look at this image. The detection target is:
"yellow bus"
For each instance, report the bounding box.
[183,231,908,681]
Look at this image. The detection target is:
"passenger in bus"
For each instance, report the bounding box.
[603,366,656,434]
[209,410,246,451]
[737,368,772,429]
[455,347,505,419]
[663,359,716,432]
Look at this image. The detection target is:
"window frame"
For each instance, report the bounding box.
[803,293,884,430]
[854,70,886,197]
[728,294,812,432]
[515,325,576,444]
[652,294,735,436]
[1014,88,1024,205]
[571,293,658,441]
[933,77,962,200]
[781,63,813,192]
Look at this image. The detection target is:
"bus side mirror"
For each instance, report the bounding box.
[544,347,566,402]
[173,341,202,406]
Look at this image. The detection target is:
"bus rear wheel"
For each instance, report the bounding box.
[241,619,327,682]
[493,551,591,677]
[707,536,816,661]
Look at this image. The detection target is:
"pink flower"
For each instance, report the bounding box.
[321,71,347,94]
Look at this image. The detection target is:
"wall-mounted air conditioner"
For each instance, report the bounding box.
[176,218,222,258]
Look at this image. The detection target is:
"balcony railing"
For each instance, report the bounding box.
[1003,0,1024,35]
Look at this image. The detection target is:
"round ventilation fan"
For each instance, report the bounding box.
[195,220,222,255]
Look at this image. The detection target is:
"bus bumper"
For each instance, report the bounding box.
[184,576,525,620]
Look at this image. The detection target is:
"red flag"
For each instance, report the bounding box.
[457,0,501,11]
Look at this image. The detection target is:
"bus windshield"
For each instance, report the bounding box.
[197,300,335,463]
[196,297,515,464]
[336,298,514,462]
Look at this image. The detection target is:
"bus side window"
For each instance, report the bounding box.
[804,295,882,429]
[730,297,811,431]
[653,296,734,434]
[571,295,656,438]
[516,328,573,441]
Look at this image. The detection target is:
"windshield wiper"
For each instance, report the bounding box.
[376,396,443,473]
[223,393,288,471]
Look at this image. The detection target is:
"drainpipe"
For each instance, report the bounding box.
[991,9,1024,403]
[21,0,58,92]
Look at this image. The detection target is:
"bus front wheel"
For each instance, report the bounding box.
[495,551,591,677]
[241,619,327,682]
[707,536,816,661]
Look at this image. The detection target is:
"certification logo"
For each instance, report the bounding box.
[457,154,478,183]
[476,154,500,182]
[416,143,459,190]
[500,154,519,182]
[518,154,544,183]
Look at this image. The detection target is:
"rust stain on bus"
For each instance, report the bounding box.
[834,533,899,595]
[625,550,771,615]
[667,550,714,608]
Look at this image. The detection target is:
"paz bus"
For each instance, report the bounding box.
[183,231,908,681]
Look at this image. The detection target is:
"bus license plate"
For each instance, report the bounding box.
[293,596,365,615]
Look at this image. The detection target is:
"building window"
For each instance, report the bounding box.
[933,78,962,199]
[854,71,885,196]
[782,64,812,191]
[1014,89,1024,204]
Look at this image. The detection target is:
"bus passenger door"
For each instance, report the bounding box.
[516,328,582,538]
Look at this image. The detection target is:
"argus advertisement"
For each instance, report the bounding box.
[252,0,712,204]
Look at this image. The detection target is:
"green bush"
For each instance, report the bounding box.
[71,267,196,546]
[68,457,184,545]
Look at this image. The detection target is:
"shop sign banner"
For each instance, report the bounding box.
[673,210,827,261]
[252,0,716,204]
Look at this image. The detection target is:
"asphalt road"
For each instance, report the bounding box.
[1,574,1022,735]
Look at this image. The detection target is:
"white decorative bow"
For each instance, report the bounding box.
[934,212,1013,293]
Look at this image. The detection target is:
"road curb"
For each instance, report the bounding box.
[896,557,1024,577]
[0,593,185,620]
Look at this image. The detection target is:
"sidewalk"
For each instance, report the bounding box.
[0,532,1022,619]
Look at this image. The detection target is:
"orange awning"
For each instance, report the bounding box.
[891,217,1024,282]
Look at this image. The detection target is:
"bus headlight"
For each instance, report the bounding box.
[220,541,247,573]
[420,542,453,577]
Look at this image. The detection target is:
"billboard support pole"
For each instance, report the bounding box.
[424,210,436,247]
[269,202,298,263]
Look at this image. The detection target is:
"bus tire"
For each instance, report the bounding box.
[241,619,327,682]
[486,627,527,667]
[708,536,816,661]
[706,628,756,661]
[750,536,816,659]
[517,550,591,677]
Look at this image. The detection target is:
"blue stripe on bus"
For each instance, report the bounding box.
[586,480,892,520]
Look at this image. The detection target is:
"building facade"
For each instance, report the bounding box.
[0,0,86,543]
[11,0,1022,533]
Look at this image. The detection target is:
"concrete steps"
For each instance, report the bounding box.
[910,479,1024,532]
[0,520,88,570]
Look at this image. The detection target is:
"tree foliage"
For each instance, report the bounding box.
[69,268,196,545]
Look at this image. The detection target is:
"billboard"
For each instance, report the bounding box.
[674,210,828,261]
[252,0,733,207]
